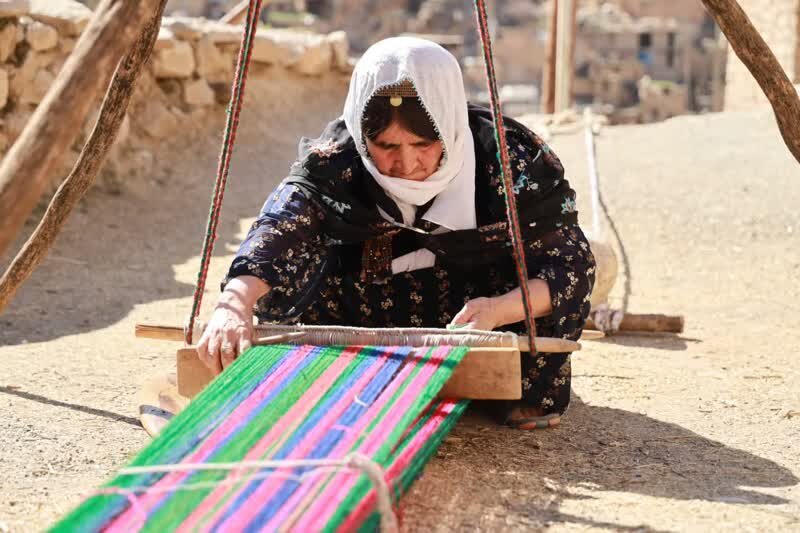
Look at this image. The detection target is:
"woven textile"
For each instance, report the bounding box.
[53,344,468,532]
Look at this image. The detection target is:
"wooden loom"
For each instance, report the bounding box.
[135,322,602,436]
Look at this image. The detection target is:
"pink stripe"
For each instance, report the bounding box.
[243,347,407,531]
[294,346,450,531]
[180,346,364,532]
[263,352,422,532]
[339,401,457,531]
[105,345,315,532]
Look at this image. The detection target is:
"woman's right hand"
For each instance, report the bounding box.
[197,296,254,375]
[196,276,269,375]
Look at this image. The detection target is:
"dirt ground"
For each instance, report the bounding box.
[1,72,798,531]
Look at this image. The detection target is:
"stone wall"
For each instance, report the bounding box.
[724,0,799,110]
[0,1,351,192]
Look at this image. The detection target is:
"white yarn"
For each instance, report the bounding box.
[118,453,399,532]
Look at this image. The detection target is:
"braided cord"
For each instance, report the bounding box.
[473,0,538,350]
[186,0,263,344]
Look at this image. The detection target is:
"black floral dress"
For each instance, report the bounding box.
[225,105,595,415]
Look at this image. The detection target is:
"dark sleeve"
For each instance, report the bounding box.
[223,181,329,300]
[494,126,592,340]
[525,225,595,340]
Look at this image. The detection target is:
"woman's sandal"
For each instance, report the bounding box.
[504,406,562,430]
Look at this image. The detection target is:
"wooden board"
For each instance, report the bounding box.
[138,371,190,437]
[438,347,521,400]
[177,346,522,401]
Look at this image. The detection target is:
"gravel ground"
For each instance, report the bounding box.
[1,76,798,531]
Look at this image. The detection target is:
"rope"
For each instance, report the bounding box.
[115,453,399,533]
[583,109,627,332]
[473,0,538,351]
[584,109,602,240]
[185,0,539,350]
[185,0,263,344]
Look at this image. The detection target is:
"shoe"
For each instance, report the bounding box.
[504,406,561,430]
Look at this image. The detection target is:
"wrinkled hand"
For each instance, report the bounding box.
[197,295,254,376]
[449,297,503,331]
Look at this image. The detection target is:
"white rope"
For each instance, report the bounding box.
[584,108,602,240]
[116,452,399,532]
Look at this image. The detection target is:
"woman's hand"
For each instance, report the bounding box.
[197,276,269,375]
[449,280,554,331]
[449,297,503,331]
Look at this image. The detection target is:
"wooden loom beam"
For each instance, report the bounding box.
[700,0,800,164]
[134,322,584,353]
[0,0,169,315]
[0,0,169,262]
[176,345,523,400]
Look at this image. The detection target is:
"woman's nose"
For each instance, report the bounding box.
[396,147,417,175]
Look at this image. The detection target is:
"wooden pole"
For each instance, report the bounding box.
[542,0,557,114]
[585,313,684,334]
[0,0,167,261]
[0,0,168,315]
[700,0,800,164]
[554,0,573,112]
[568,0,578,104]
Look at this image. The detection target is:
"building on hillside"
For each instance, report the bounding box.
[571,1,731,122]
[599,0,710,24]
[724,0,800,110]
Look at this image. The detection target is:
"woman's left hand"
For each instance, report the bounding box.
[449,297,503,331]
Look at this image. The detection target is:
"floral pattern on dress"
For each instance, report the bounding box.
[225,110,595,415]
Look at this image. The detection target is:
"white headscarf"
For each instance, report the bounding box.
[342,37,477,230]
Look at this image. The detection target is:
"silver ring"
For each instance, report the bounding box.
[221,343,234,354]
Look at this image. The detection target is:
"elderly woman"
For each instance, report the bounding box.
[198,37,595,429]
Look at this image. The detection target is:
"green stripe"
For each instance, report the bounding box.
[142,346,339,531]
[324,346,468,531]
[51,345,286,531]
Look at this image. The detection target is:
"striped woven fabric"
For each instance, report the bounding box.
[52,343,469,532]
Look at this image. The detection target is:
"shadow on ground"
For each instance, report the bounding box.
[591,332,700,351]
[403,396,798,530]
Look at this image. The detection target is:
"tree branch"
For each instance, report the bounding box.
[701,0,800,163]
[0,0,169,314]
[0,0,166,259]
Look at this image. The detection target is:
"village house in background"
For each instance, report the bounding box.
[87,0,800,124]
[572,1,725,123]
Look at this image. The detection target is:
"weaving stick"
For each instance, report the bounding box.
[135,323,583,353]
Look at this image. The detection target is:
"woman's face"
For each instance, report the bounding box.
[365,121,443,182]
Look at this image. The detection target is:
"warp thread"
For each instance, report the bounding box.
[52,344,469,532]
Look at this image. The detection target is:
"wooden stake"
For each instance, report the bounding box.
[0,0,167,261]
[585,313,684,334]
[0,0,169,315]
[700,0,800,164]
